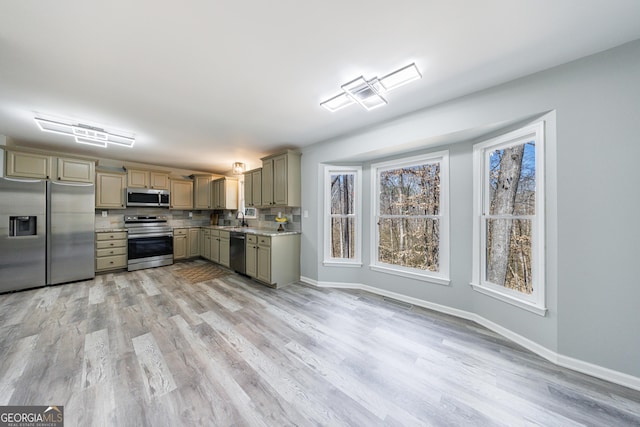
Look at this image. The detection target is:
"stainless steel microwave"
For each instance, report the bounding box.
[126,188,170,207]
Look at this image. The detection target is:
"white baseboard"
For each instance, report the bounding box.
[298,277,640,392]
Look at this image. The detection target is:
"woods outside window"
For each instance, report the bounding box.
[324,166,362,266]
[371,151,450,284]
[471,122,546,315]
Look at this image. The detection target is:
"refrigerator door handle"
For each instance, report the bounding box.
[50,181,94,187]
[2,177,43,183]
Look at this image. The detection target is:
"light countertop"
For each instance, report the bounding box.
[200,225,300,237]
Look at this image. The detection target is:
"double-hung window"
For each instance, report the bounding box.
[371,151,449,284]
[471,122,546,315]
[323,166,362,266]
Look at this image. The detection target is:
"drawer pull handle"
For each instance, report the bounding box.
[109,261,114,264]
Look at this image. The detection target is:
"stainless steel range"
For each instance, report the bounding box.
[125,215,173,271]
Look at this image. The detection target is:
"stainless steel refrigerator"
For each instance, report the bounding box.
[0,177,95,293]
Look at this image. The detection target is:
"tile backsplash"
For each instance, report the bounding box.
[95,207,301,232]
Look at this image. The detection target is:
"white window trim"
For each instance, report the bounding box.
[323,165,362,266]
[370,150,450,285]
[471,121,547,316]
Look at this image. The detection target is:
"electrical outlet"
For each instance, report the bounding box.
[101,211,108,217]
[188,211,193,218]
[303,210,309,218]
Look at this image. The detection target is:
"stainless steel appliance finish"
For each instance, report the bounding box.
[0,178,46,292]
[230,231,246,275]
[126,188,170,207]
[0,177,95,293]
[47,181,95,285]
[125,215,173,271]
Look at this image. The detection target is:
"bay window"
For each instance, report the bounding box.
[471,122,546,315]
[371,151,449,284]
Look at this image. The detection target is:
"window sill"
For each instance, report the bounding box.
[470,282,547,316]
[370,265,450,286]
[323,261,363,268]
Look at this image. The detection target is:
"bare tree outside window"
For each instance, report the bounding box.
[329,173,355,258]
[485,142,536,294]
[377,163,441,271]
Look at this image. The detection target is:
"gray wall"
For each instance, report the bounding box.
[300,39,640,378]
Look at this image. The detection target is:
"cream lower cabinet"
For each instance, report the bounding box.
[210,229,220,262]
[201,229,211,260]
[173,228,188,260]
[206,228,230,267]
[246,233,300,288]
[188,228,200,257]
[256,243,271,284]
[246,235,258,278]
[219,231,230,268]
[175,228,200,260]
[95,231,127,272]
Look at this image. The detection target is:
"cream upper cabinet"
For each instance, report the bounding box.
[57,157,95,183]
[127,169,148,188]
[261,159,273,206]
[6,151,52,179]
[211,177,238,210]
[150,172,170,190]
[244,168,262,208]
[243,170,252,207]
[96,171,126,209]
[127,169,170,190]
[193,175,212,209]
[170,178,193,210]
[6,150,94,182]
[261,150,301,207]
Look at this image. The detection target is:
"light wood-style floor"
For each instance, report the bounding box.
[1,259,639,426]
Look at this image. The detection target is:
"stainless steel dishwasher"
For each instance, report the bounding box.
[230,232,246,274]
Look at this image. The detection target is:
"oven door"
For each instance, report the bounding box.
[127,233,174,271]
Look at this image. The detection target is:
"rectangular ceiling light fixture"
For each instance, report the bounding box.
[341,77,387,111]
[320,62,421,112]
[319,92,355,112]
[379,63,422,91]
[34,117,135,147]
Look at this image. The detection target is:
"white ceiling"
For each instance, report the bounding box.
[1,1,640,174]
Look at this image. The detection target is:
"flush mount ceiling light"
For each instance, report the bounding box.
[320,63,422,112]
[232,162,246,175]
[34,117,135,148]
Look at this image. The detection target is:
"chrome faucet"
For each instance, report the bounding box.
[236,210,249,227]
